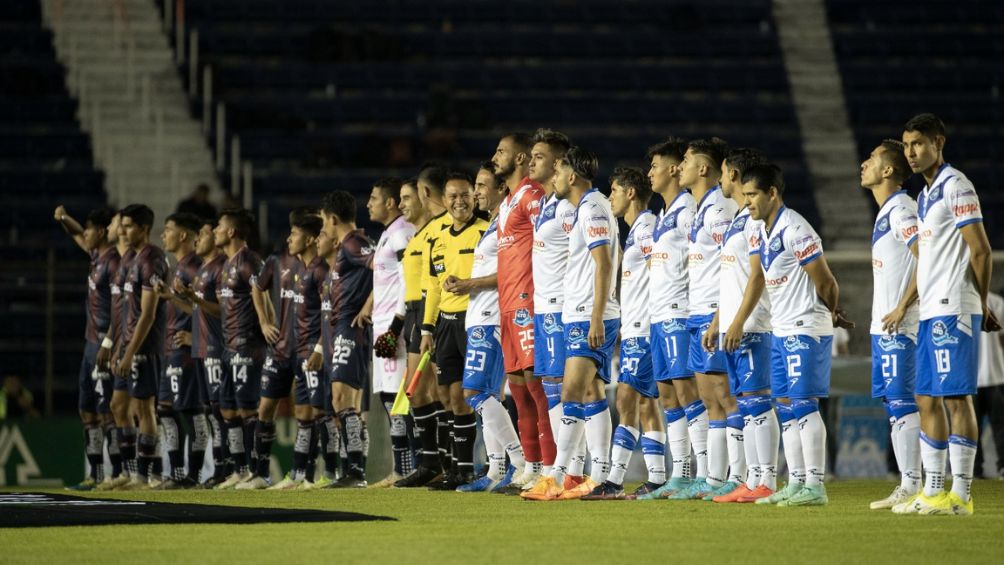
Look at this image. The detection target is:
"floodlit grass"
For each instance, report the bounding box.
[3,481,1003,564]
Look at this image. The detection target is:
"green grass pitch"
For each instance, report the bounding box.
[4,481,1004,564]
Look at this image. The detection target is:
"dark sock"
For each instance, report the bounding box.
[186,411,208,480]
[453,412,477,476]
[104,423,122,478]
[158,406,186,481]
[210,406,228,479]
[137,433,158,480]
[319,416,339,478]
[254,420,276,478]
[411,404,442,470]
[306,420,320,481]
[338,408,365,478]
[293,420,313,479]
[227,417,247,472]
[441,410,456,473]
[436,407,452,470]
[243,417,258,474]
[120,427,137,476]
[361,419,370,473]
[84,424,104,482]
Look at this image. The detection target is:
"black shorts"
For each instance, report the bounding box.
[128,352,161,400]
[198,357,224,405]
[261,353,295,400]
[220,350,263,410]
[328,321,371,391]
[164,348,203,411]
[434,312,467,386]
[78,340,111,414]
[294,357,327,408]
[403,300,424,355]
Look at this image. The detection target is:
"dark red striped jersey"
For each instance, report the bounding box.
[110,248,135,343]
[254,252,301,361]
[331,230,375,323]
[165,251,203,352]
[122,244,169,355]
[85,247,119,344]
[294,254,329,359]
[220,245,265,354]
[192,253,225,359]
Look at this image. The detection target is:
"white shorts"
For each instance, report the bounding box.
[372,338,407,394]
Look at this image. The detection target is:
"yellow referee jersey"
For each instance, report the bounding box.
[402,212,446,303]
[422,214,489,329]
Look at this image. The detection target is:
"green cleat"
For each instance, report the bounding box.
[667,478,712,500]
[755,482,804,505]
[634,476,692,500]
[65,477,97,491]
[777,483,828,506]
[702,481,740,501]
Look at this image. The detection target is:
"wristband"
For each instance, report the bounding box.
[313,344,324,355]
[101,337,114,349]
[421,330,433,337]
[389,315,405,337]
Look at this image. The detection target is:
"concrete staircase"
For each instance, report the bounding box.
[40,0,218,229]
[773,0,870,250]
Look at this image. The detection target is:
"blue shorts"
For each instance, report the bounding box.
[462,325,506,395]
[128,352,161,400]
[220,350,263,410]
[651,318,693,382]
[917,314,981,397]
[261,353,295,400]
[78,340,111,414]
[294,357,326,408]
[198,357,224,405]
[618,336,657,398]
[328,322,371,391]
[564,319,620,383]
[533,312,566,378]
[164,349,202,411]
[687,314,727,374]
[722,332,771,395]
[770,334,832,399]
[871,334,918,400]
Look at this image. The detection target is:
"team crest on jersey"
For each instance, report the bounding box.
[783,336,811,353]
[469,326,489,347]
[769,237,783,252]
[660,320,687,334]
[877,335,908,351]
[567,325,586,344]
[733,216,747,231]
[877,217,890,232]
[513,309,532,327]
[929,185,942,202]
[622,338,644,355]
[931,320,959,346]
[542,313,562,335]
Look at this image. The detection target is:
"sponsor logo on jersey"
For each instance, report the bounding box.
[230,353,254,366]
[219,288,235,298]
[931,320,959,346]
[765,275,789,287]
[878,335,908,351]
[794,242,819,261]
[953,203,979,216]
[783,336,811,352]
[902,225,918,239]
[660,320,687,334]
[587,226,609,238]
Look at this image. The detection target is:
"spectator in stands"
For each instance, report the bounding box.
[975,290,1004,478]
[0,375,39,420]
[176,184,217,221]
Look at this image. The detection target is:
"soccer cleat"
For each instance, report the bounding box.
[394,466,441,488]
[215,471,252,490]
[456,475,500,493]
[65,478,97,491]
[202,475,227,490]
[870,486,914,510]
[520,476,564,501]
[427,472,463,491]
[946,492,974,516]
[626,481,663,499]
[518,470,542,491]
[235,476,271,490]
[313,475,336,489]
[296,480,318,491]
[714,483,754,503]
[268,474,303,490]
[119,477,151,491]
[635,476,693,500]
[490,466,517,493]
[330,474,368,489]
[703,481,741,501]
[777,483,828,506]
[755,482,803,505]
[667,478,712,500]
[736,485,774,503]
[912,491,955,516]
[891,493,923,514]
[147,476,165,489]
[107,475,133,490]
[580,480,627,501]
[562,474,586,491]
[367,472,403,489]
[557,476,599,500]
[155,477,198,490]
[95,477,117,491]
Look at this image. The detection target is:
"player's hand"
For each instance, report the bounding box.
[261,322,280,344]
[153,280,173,300]
[420,334,434,356]
[833,308,855,329]
[173,278,194,300]
[881,305,907,334]
[115,352,134,379]
[443,275,460,293]
[306,351,323,372]
[54,205,67,222]
[702,328,719,353]
[723,322,744,353]
[588,318,605,349]
[984,308,1002,332]
[96,343,112,370]
[173,330,192,348]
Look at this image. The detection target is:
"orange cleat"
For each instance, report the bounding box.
[563,474,586,491]
[558,476,599,500]
[713,484,754,503]
[736,484,774,503]
[520,476,564,501]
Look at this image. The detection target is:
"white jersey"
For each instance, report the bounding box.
[620,210,656,338]
[649,190,695,322]
[917,163,983,320]
[688,186,738,316]
[753,206,832,337]
[533,193,575,314]
[466,216,500,329]
[372,215,414,330]
[871,190,920,335]
[719,207,771,333]
[563,188,620,323]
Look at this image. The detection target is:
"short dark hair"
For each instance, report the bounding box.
[418,162,449,196]
[321,191,358,223]
[291,214,323,237]
[479,160,506,189]
[878,139,912,184]
[166,212,202,233]
[904,113,946,139]
[559,146,598,182]
[646,137,688,162]
[688,137,729,169]
[503,132,534,154]
[288,206,318,227]
[373,177,403,202]
[119,204,154,229]
[610,167,652,205]
[741,163,785,195]
[445,169,474,187]
[725,148,767,178]
[85,207,115,230]
[532,128,571,157]
[401,176,419,190]
[219,208,255,240]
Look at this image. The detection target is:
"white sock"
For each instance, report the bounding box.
[642,431,667,485]
[550,402,586,483]
[889,415,902,475]
[584,405,612,484]
[949,435,977,503]
[706,422,727,487]
[688,410,709,479]
[742,413,760,489]
[781,415,805,486]
[896,412,921,493]
[726,420,746,485]
[481,422,505,482]
[479,395,526,472]
[608,425,639,486]
[798,411,826,487]
[755,408,780,490]
[920,433,947,497]
[667,412,691,479]
[548,403,563,456]
[568,437,587,477]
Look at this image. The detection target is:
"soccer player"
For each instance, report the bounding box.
[639,138,702,500]
[493,131,554,489]
[858,140,923,509]
[420,171,489,490]
[741,163,850,507]
[153,213,207,488]
[55,205,119,490]
[103,213,136,489]
[322,191,377,488]
[454,162,527,492]
[894,113,996,515]
[583,167,665,500]
[523,146,619,501]
[367,178,417,487]
[704,148,779,503]
[113,204,168,489]
[213,208,266,489]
